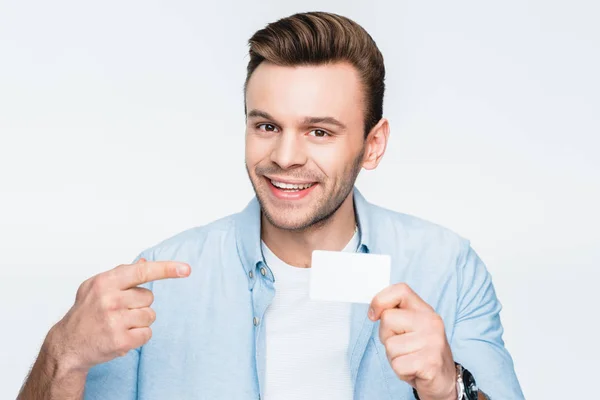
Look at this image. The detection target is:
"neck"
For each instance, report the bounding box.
[261,194,357,268]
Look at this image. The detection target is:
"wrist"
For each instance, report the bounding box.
[412,363,459,400]
[16,326,88,400]
[43,325,88,378]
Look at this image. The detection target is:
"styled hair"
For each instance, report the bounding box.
[245,11,385,138]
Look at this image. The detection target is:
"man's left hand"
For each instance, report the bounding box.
[369,283,457,400]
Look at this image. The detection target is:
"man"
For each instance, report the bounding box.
[18,11,524,400]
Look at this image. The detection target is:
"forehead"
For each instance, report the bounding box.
[245,61,364,125]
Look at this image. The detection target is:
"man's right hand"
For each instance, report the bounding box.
[46,258,191,373]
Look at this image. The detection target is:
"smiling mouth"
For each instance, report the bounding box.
[264,176,319,200]
[269,179,316,191]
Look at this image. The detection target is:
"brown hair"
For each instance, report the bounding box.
[245,11,385,138]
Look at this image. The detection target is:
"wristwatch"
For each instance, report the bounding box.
[412,362,478,400]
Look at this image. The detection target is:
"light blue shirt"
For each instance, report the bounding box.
[84,188,524,399]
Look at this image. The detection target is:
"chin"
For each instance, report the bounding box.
[261,203,315,231]
[250,175,342,231]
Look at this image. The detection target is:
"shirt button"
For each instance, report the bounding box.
[260,267,266,276]
[249,270,254,279]
[253,316,260,326]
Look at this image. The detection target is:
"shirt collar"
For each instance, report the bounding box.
[235,187,375,280]
[353,188,373,254]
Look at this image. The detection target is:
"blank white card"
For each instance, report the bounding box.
[309,250,391,304]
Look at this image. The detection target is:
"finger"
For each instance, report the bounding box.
[369,283,432,321]
[121,287,154,309]
[379,308,419,345]
[384,332,424,361]
[127,327,153,349]
[115,261,191,289]
[390,352,423,385]
[125,307,156,328]
[136,257,147,264]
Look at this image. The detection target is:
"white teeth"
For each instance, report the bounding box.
[271,180,314,190]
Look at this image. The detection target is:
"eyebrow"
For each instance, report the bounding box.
[302,116,347,130]
[247,109,274,120]
[247,109,347,130]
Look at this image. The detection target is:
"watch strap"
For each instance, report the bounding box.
[412,362,478,400]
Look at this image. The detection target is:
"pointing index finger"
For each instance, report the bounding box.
[368,283,432,321]
[118,261,191,289]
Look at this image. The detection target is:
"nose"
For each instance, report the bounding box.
[270,131,307,170]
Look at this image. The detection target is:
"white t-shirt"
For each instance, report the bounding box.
[261,230,360,400]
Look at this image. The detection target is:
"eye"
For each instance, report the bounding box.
[309,129,330,138]
[257,123,279,133]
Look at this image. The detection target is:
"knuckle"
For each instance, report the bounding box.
[391,356,404,373]
[422,353,438,376]
[396,282,409,294]
[112,333,131,354]
[386,333,399,348]
[105,310,121,333]
[111,264,126,280]
[384,337,396,356]
[385,347,392,361]
[89,275,108,294]
[380,309,393,326]
[76,279,90,300]
[135,265,148,284]
[99,294,118,311]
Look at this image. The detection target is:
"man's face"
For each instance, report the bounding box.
[245,61,367,231]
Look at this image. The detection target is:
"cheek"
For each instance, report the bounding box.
[310,144,356,177]
[245,134,270,165]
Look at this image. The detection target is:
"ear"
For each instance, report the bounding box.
[362,118,390,170]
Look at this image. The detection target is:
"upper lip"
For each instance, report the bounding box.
[265,176,317,185]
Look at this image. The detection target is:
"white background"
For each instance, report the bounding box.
[1,1,598,398]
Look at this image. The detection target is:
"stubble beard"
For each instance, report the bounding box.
[246,146,365,233]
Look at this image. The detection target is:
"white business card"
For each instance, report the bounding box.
[309,250,391,304]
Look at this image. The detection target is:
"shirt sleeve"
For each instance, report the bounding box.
[83,252,151,400]
[450,243,525,399]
